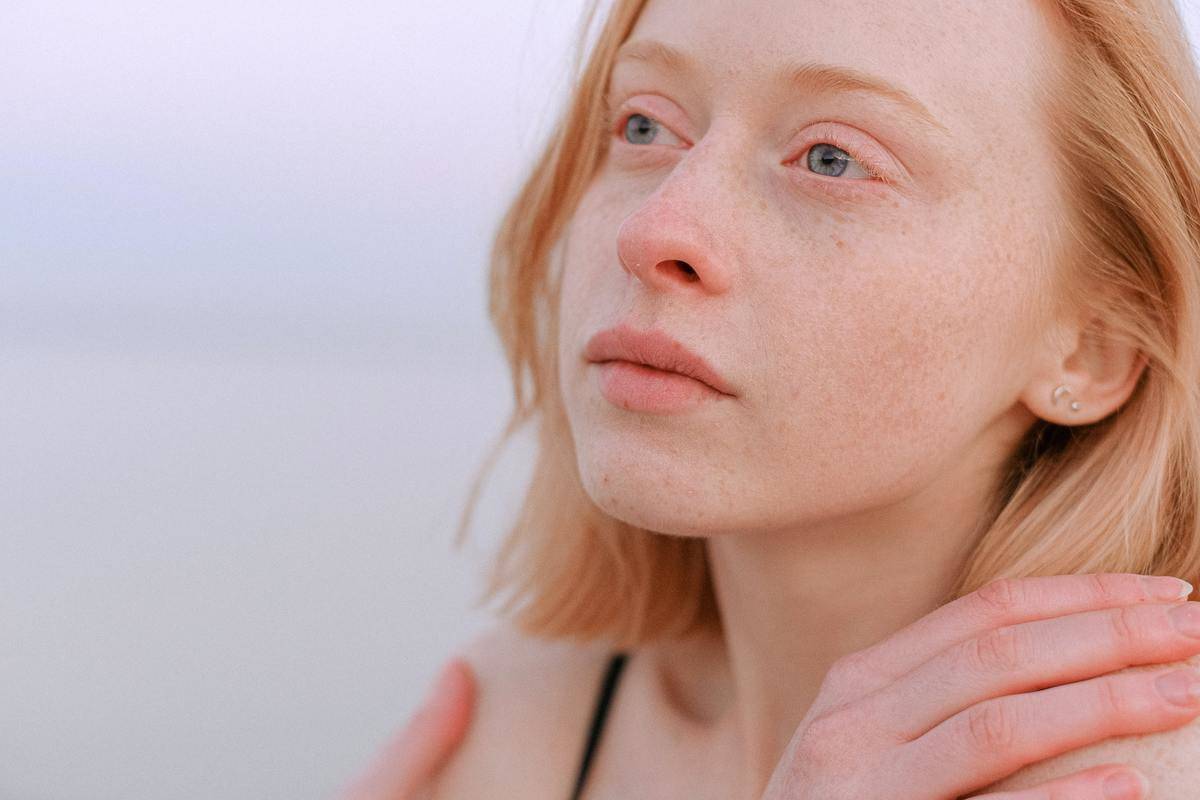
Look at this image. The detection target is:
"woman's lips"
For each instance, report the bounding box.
[583,323,737,397]
[583,322,737,413]
[591,359,726,414]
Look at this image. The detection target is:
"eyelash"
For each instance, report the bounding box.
[603,105,890,185]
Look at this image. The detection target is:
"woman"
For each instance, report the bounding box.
[352,0,1200,796]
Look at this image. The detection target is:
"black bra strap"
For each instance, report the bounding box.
[569,651,629,800]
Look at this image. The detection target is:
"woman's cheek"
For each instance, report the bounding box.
[771,253,978,447]
[556,196,627,401]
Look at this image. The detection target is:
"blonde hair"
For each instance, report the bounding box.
[454,0,1200,650]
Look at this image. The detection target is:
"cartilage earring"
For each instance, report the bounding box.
[1052,384,1082,413]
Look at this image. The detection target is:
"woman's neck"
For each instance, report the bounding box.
[648,462,1001,797]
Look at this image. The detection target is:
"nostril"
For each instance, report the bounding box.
[675,261,698,280]
[652,259,699,282]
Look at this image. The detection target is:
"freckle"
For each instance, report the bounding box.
[835,239,844,248]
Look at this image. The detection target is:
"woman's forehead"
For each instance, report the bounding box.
[626,0,1066,142]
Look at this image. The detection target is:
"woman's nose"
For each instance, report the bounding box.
[614,148,738,295]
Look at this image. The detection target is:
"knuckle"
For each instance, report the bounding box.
[962,625,1025,675]
[1086,572,1129,606]
[824,651,866,691]
[1108,604,1146,645]
[796,708,852,761]
[975,577,1022,616]
[1095,674,1134,717]
[963,700,1018,752]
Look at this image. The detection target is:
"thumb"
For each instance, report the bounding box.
[339,657,476,800]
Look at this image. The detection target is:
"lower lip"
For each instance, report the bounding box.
[591,360,725,414]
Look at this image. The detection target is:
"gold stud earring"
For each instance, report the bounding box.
[1052,384,1082,413]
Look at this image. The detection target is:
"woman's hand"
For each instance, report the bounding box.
[337,657,476,800]
[760,572,1200,799]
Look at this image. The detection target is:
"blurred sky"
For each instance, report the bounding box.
[2,1,589,798]
[2,2,1199,799]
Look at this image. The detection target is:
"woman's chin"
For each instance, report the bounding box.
[579,480,724,537]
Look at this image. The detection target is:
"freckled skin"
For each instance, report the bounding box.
[556,0,1067,538]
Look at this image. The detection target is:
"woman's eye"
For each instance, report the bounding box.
[613,113,879,183]
[806,143,872,179]
[620,112,681,147]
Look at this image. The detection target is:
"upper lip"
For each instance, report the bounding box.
[584,323,736,396]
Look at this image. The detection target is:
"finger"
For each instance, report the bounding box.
[968,764,1149,800]
[840,573,1192,698]
[898,664,1200,798]
[339,658,476,800]
[866,599,1200,741]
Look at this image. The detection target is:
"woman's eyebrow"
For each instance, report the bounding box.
[613,37,951,139]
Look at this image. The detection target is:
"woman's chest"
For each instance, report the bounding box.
[572,668,751,800]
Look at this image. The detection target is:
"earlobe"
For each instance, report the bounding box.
[1019,380,1091,427]
[1051,384,1083,414]
[1020,314,1149,427]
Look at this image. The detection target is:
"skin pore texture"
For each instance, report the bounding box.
[549,0,1157,796]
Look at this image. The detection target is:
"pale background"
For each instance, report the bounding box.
[2,2,1198,798]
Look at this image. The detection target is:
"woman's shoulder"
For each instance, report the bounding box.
[429,621,616,800]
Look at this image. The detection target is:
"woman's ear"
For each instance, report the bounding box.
[1018,309,1149,427]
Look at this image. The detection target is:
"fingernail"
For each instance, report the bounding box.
[1144,576,1193,600]
[1102,770,1147,800]
[1169,602,1200,638]
[1155,668,1200,706]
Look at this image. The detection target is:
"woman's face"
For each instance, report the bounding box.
[557,0,1070,536]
